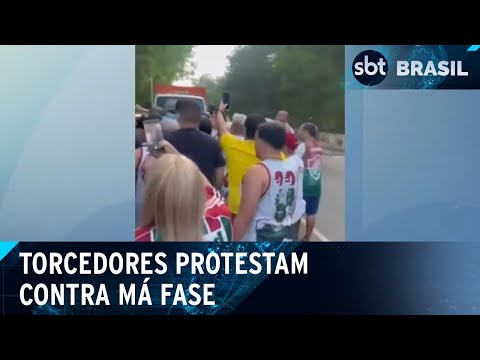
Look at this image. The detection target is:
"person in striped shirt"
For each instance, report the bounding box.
[298,122,323,241]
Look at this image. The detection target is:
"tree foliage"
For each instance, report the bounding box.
[195,45,345,133]
[137,45,345,133]
[193,74,224,106]
[135,45,195,107]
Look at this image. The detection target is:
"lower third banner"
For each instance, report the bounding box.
[1,242,479,315]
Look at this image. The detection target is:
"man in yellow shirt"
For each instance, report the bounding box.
[215,102,266,216]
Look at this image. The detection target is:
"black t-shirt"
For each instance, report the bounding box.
[165,128,225,184]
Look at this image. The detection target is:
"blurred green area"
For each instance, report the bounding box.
[135,45,345,134]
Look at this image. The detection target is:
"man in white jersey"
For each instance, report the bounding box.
[233,122,304,242]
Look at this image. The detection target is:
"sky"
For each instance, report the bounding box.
[174,45,238,86]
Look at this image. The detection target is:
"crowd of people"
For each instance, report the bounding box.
[134,99,323,242]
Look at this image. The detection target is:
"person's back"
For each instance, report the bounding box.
[167,129,224,185]
[290,142,307,240]
[219,113,267,215]
[300,125,323,198]
[165,99,225,188]
[298,122,323,241]
[160,116,180,134]
[199,113,213,135]
[244,156,303,241]
[233,122,303,242]
[230,113,246,139]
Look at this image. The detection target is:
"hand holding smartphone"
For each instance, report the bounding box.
[222,92,230,110]
[143,119,164,157]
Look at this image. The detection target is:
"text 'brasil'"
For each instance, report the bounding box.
[353,49,469,86]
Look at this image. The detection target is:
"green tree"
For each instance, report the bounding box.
[272,45,345,132]
[135,45,195,107]
[222,45,282,116]
[221,45,345,133]
[193,74,224,107]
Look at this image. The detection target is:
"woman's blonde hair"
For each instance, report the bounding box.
[141,154,205,241]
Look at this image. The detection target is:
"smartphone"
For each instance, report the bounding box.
[222,92,230,109]
[143,119,163,150]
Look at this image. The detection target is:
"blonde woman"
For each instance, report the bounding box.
[137,154,205,241]
[135,141,233,242]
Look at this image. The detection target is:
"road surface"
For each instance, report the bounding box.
[307,153,345,241]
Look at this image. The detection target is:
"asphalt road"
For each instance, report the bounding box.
[309,153,345,241]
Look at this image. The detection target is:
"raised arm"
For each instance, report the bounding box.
[214,101,230,138]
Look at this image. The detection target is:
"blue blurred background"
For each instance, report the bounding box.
[346,45,480,241]
[0,46,135,241]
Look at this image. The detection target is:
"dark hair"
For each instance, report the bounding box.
[147,106,163,122]
[256,122,286,150]
[244,113,267,140]
[135,115,144,129]
[208,104,217,115]
[146,113,162,121]
[301,122,319,139]
[137,113,154,129]
[149,106,165,118]
[199,114,212,135]
[176,99,201,123]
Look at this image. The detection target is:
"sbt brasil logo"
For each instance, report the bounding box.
[352,50,469,86]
